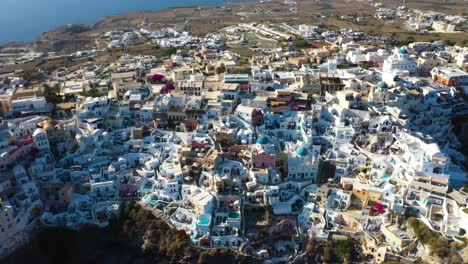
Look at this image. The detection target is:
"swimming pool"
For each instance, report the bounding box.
[228,212,240,219]
[198,214,211,225]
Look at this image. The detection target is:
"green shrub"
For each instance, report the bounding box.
[293,38,309,49]
[407,217,450,257]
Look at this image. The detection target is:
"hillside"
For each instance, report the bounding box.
[3,202,258,264]
[2,0,467,54]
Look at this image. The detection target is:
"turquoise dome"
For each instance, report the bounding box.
[398,48,408,55]
[296,146,309,156]
[256,136,268,144]
[377,82,388,89]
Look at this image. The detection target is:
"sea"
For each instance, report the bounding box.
[0,0,247,44]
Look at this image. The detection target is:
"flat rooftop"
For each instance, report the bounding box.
[221,83,239,91]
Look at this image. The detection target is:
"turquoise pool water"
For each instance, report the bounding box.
[198,214,211,225]
[228,212,240,219]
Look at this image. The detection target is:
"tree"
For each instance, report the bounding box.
[215,181,225,193]
[359,63,371,70]
[20,72,34,83]
[43,83,62,104]
[82,87,106,98]
[30,205,43,219]
[154,46,177,58]
[238,58,249,65]
[306,238,318,255]
[461,184,468,193]
[322,245,332,263]
[293,38,309,49]
[445,40,456,46]
[408,217,450,257]
[216,63,226,75]
[231,67,251,74]
[333,239,354,262]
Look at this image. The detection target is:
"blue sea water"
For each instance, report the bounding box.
[0,0,247,44]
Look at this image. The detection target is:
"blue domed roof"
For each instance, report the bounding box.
[296,146,309,156]
[256,136,268,145]
[398,48,408,55]
[377,82,388,89]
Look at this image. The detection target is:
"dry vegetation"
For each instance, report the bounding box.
[2,0,466,55]
[4,202,259,264]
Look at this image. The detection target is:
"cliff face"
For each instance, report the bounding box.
[2,226,143,264]
[452,113,468,168]
[3,202,257,264]
[30,24,95,54]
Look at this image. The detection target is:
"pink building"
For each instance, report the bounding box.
[0,138,36,167]
[252,152,276,169]
[250,136,276,169]
[192,141,206,149]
